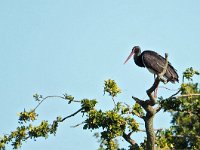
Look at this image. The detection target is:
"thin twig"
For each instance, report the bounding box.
[34,96,63,111]
[163,91,200,102]
[167,89,181,99]
[33,95,81,111]
[157,89,181,113]
[71,121,85,128]
[112,97,116,106]
[158,86,180,91]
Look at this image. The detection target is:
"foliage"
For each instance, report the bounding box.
[33,93,43,102]
[1,68,199,150]
[104,79,121,98]
[82,80,139,149]
[0,110,62,150]
[0,79,139,150]
[63,93,75,104]
[93,133,122,150]
[18,109,38,123]
[157,68,200,149]
[183,67,199,82]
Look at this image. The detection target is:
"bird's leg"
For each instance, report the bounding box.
[153,74,160,98]
[154,82,159,98]
[154,74,157,98]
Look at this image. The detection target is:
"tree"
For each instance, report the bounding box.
[0,56,199,150]
[156,67,200,149]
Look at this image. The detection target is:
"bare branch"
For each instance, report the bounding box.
[122,132,137,146]
[132,96,145,106]
[127,131,134,137]
[146,78,160,105]
[61,108,83,122]
[155,105,162,113]
[132,96,155,115]
[162,91,200,103]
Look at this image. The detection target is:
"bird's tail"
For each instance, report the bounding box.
[165,64,179,83]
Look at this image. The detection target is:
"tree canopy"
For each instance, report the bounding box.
[0,67,199,150]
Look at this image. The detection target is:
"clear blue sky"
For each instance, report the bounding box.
[0,0,200,149]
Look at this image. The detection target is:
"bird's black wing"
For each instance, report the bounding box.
[142,50,179,83]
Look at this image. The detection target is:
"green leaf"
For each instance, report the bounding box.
[104,79,121,97]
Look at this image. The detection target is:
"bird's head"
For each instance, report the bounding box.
[124,46,141,64]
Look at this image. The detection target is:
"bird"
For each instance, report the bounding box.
[124,46,179,83]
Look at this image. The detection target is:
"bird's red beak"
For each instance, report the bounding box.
[123,48,135,64]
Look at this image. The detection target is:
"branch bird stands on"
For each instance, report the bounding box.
[124,46,179,97]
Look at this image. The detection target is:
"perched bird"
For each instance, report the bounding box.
[124,46,179,83]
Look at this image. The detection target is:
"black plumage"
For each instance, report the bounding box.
[124,46,179,83]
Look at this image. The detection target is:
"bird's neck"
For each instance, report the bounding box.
[134,53,144,67]
[134,52,141,61]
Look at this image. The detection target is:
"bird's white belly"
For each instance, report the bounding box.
[142,55,160,75]
[147,68,157,75]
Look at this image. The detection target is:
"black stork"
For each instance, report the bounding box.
[124,46,179,84]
